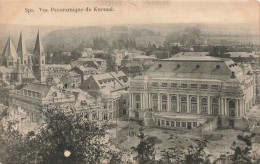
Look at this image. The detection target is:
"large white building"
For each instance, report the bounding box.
[129,56,255,130]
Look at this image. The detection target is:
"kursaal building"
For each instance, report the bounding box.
[129,56,255,131]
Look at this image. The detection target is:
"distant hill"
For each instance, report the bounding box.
[0,23,258,54]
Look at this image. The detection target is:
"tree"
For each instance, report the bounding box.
[0,105,123,164]
[208,46,231,58]
[132,127,157,164]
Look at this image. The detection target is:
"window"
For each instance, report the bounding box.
[161,120,165,126]
[171,83,177,88]
[92,113,97,119]
[152,94,158,110]
[171,95,177,111]
[201,98,208,113]
[162,95,168,110]
[171,121,175,127]
[181,84,187,88]
[135,94,141,109]
[190,97,197,114]
[212,98,219,115]
[182,122,186,127]
[201,84,208,89]
[229,100,235,116]
[191,84,197,89]
[166,121,170,126]
[181,96,187,113]
[211,85,218,89]
[162,83,167,87]
[193,122,197,127]
[176,122,180,127]
[152,82,158,87]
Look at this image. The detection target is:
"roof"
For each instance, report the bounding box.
[22,83,52,97]
[34,30,44,54]
[229,52,259,58]
[174,52,209,57]
[133,55,156,59]
[0,66,12,74]
[22,72,35,79]
[45,64,71,70]
[163,56,222,61]
[2,37,18,61]
[90,71,128,90]
[77,57,105,62]
[17,31,28,58]
[146,56,245,82]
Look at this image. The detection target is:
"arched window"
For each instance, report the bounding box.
[135,94,141,109]
[201,98,208,114]
[229,100,235,116]
[212,98,219,115]
[152,94,158,110]
[162,95,167,111]
[191,97,197,114]
[181,96,187,113]
[171,95,177,111]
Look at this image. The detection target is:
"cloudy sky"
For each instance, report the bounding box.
[0,0,259,27]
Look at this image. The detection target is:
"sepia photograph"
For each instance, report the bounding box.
[0,0,259,163]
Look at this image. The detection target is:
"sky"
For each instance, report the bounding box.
[0,0,259,27]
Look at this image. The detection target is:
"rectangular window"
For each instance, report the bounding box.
[162,83,167,87]
[191,84,197,89]
[201,84,208,89]
[161,120,165,126]
[211,85,218,89]
[171,83,177,88]
[166,121,170,126]
[181,84,188,88]
[193,122,197,127]
[176,122,180,127]
[171,121,175,127]
[182,122,186,127]
[152,82,158,87]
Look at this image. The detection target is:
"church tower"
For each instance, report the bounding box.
[17,31,28,65]
[32,30,46,83]
[1,36,18,69]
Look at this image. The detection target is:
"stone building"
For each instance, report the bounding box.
[9,83,75,125]
[129,56,255,130]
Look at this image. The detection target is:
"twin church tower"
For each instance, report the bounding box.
[1,30,46,84]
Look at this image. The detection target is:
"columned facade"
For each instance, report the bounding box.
[128,57,255,130]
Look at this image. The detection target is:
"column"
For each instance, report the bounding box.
[239,99,243,117]
[132,93,134,109]
[167,93,170,111]
[197,96,200,114]
[187,95,190,113]
[225,98,227,116]
[235,99,238,117]
[218,97,221,115]
[207,96,211,115]
[140,93,143,109]
[158,93,160,111]
[129,93,132,109]
[221,98,224,116]
[177,94,180,112]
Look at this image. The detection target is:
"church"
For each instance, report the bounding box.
[128,56,255,130]
[0,30,46,86]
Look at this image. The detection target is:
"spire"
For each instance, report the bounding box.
[17,30,27,59]
[2,36,18,61]
[34,30,44,54]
